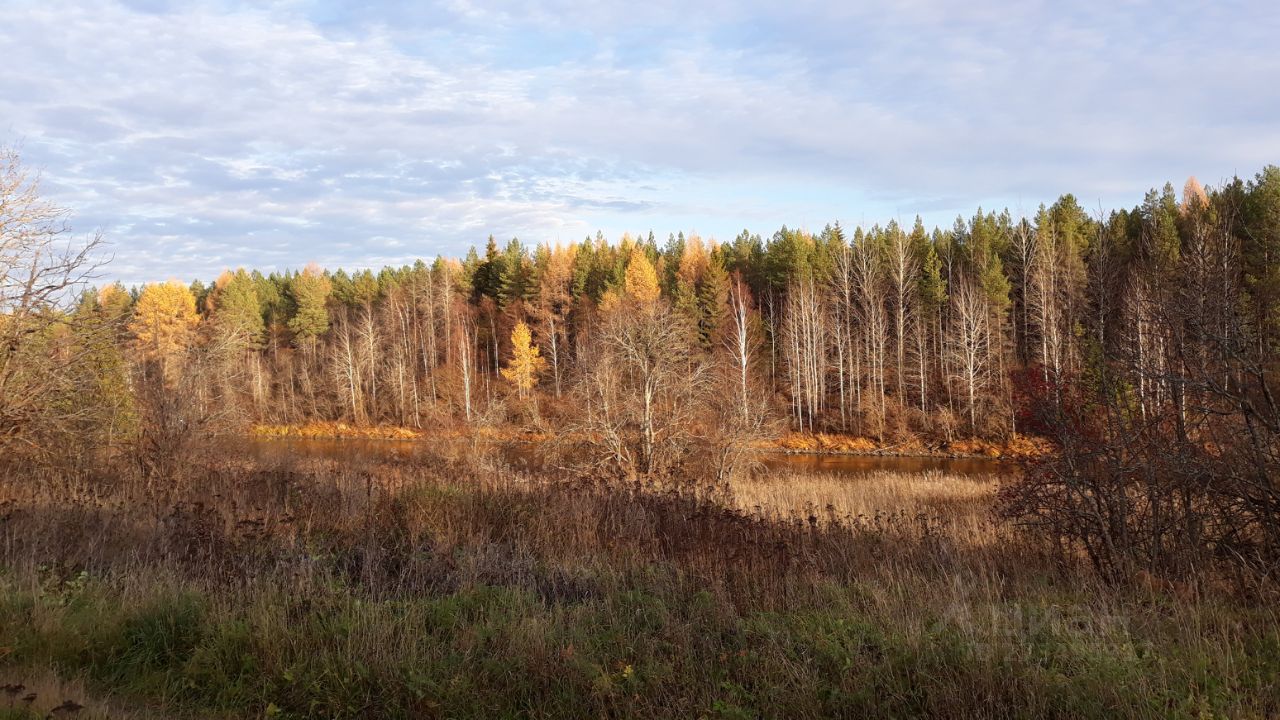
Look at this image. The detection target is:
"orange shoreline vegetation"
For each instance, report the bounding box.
[251,422,550,443]
[763,432,1053,459]
[250,422,1052,459]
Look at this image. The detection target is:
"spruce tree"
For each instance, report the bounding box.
[288,265,331,345]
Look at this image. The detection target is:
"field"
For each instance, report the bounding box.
[0,444,1276,719]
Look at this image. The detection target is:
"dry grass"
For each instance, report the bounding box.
[251,422,426,440]
[249,423,1053,461]
[250,422,554,443]
[0,667,179,719]
[763,431,1054,458]
[733,469,1001,544]
[0,444,1276,718]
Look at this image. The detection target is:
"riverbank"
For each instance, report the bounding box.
[761,431,1053,459]
[250,422,1053,460]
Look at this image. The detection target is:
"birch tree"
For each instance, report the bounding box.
[886,220,920,404]
[949,276,990,431]
[725,273,759,424]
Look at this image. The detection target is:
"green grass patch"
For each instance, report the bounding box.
[2,568,1277,719]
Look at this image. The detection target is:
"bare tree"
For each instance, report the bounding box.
[0,146,108,458]
[885,222,918,403]
[726,273,759,424]
[852,231,888,436]
[781,275,826,432]
[572,300,707,480]
[329,306,365,424]
[1010,217,1037,366]
[1028,212,1065,382]
[948,276,990,431]
[456,306,477,423]
[830,240,860,430]
[534,243,574,398]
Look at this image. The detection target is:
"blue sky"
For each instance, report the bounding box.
[3,0,1277,284]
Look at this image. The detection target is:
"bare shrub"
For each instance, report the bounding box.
[0,146,108,464]
[1000,365,1280,588]
[568,301,709,482]
[133,341,242,483]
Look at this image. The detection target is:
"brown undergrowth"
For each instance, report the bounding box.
[0,453,1029,608]
[251,422,1053,460]
[765,432,1054,458]
[0,445,1276,719]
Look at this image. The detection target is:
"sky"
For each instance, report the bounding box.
[2,0,1278,285]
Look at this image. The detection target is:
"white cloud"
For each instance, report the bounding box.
[1,0,1277,283]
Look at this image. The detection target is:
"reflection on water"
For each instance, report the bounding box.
[757,452,1012,477]
[241,437,1014,479]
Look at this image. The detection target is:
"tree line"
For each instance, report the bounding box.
[4,144,1280,577]
[11,168,1276,447]
[54,173,1264,432]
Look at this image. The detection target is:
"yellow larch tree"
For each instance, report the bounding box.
[1181,176,1208,215]
[622,244,660,304]
[129,280,199,379]
[501,320,546,398]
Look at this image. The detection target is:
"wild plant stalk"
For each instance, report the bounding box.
[0,445,1276,719]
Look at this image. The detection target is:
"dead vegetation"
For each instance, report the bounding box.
[0,444,1277,719]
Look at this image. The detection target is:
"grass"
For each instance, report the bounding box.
[0,447,1277,718]
[732,468,997,539]
[0,666,176,719]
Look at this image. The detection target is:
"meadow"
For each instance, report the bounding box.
[1,443,1276,719]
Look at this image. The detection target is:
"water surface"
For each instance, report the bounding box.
[243,438,1013,479]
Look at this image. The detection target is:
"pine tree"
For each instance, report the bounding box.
[764,226,813,290]
[288,263,331,345]
[1142,184,1182,270]
[190,279,211,316]
[350,270,380,306]
[68,289,137,447]
[498,238,529,307]
[473,235,505,302]
[210,269,264,348]
[674,235,707,328]
[572,240,594,300]
[919,242,947,309]
[1243,166,1280,349]
[460,246,482,295]
[97,283,133,335]
[697,252,730,347]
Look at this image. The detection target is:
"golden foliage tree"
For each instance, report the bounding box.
[534,243,576,396]
[622,244,660,304]
[500,320,546,397]
[1181,176,1209,215]
[130,280,199,378]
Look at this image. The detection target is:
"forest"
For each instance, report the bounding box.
[2,144,1279,718]
[25,171,1279,443]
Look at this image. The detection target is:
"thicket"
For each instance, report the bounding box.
[1,449,1277,719]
